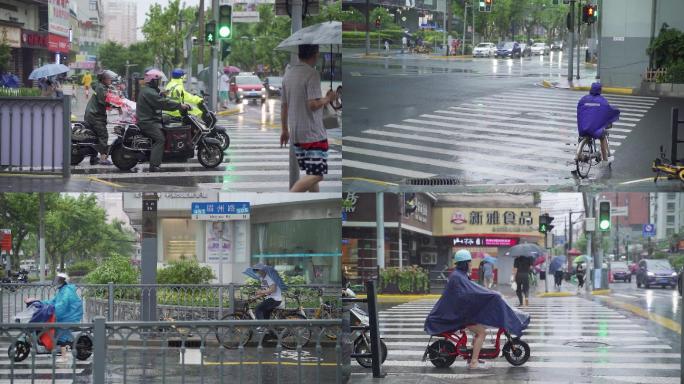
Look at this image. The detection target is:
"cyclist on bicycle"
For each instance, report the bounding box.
[425,249,530,370]
[251,263,287,320]
[577,82,621,167]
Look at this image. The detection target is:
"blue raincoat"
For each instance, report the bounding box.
[243,264,288,292]
[42,283,83,343]
[424,269,530,337]
[577,83,621,139]
[28,301,55,323]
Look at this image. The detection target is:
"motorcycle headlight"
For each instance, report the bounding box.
[647,271,655,277]
[672,272,678,276]
[269,86,275,90]
[237,88,244,92]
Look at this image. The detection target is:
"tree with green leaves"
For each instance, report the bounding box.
[142,0,197,72]
[0,39,11,74]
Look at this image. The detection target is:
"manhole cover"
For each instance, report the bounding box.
[564,340,610,348]
[404,176,460,186]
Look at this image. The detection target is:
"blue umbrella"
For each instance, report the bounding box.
[483,255,498,264]
[549,255,567,273]
[28,63,70,80]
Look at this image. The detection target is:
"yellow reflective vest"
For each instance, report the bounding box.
[164,78,204,117]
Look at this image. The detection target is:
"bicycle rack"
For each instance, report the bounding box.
[342,280,386,378]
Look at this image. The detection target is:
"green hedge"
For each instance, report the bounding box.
[0,87,41,97]
[67,260,98,277]
[379,266,430,294]
[157,259,215,284]
[84,255,139,284]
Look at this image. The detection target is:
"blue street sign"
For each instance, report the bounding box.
[642,224,656,238]
[553,235,566,245]
[341,211,347,222]
[191,202,251,221]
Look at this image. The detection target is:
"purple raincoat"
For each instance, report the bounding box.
[576,83,621,139]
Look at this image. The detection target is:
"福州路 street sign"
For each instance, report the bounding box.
[191,202,251,221]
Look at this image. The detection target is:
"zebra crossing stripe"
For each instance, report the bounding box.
[375,360,680,369]
[344,137,571,171]
[482,94,652,112]
[342,159,434,178]
[458,102,646,119]
[344,146,534,179]
[382,341,674,349]
[506,90,658,106]
[475,96,650,115]
[197,180,342,191]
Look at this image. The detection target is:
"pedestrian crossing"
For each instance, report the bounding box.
[71,121,342,192]
[351,297,681,384]
[0,352,88,383]
[342,87,659,185]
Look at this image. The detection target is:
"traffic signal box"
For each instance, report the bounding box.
[218,5,232,40]
[598,201,611,232]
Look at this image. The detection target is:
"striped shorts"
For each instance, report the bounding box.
[294,140,329,176]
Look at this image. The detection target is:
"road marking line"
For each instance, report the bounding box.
[202,361,339,366]
[344,145,534,178]
[476,96,651,114]
[458,102,646,119]
[340,176,399,187]
[374,360,680,369]
[505,90,658,106]
[481,94,652,112]
[87,169,342,179]
[343,136,570,171]
[84,176,123,188]
[197,180,341,190]
[599,298,681,334]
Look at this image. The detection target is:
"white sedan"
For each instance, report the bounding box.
[473,43,497,57]
[530,43,550,55]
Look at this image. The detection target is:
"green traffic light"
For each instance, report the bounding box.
[599,220,610,230]
[219,26,231,38]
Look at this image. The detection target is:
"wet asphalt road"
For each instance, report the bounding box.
[342,49,684,192]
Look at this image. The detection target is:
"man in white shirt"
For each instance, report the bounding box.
[253,264,283,319]
[219,70,230,109]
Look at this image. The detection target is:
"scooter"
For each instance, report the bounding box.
[652,145,684,184]
[8,301,93,363]
[422,327,531,368]
[343,284,388,368]
[108,94,224,171]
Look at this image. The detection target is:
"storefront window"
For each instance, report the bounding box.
[160,218,201,263]
[251,218,341,284]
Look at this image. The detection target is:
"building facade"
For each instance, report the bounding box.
[600,0,684,88]
[342,193,542,292]
[72,0,103,68]
[103,0,136,47]
[122,193,342,285]
[650,193,684,241]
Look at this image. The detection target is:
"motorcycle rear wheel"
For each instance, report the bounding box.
[427,339,456,368]
[354,335,388,368]
[111,144,138,171]
[213,131,230,150]
[70,152,85,166]
[197,143,224,168]
[75,335,93,360]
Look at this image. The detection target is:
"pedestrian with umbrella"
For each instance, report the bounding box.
[550,255,567,291]
[573,255,590,293]
[29,64,70,98]
[506,243,543,307]
[276,21,339,192]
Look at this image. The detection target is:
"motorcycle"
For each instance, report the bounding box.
[194,103,230,151]
[343,284,388,368]
[1,270,29,291]
[422,327,531,368]
[8,301,93,363]
[107,93,224,171]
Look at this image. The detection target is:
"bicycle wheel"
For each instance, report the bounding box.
[318,308,341,340]
[278,313,311,350]
[575,138,594,178]
[215,313,253,349]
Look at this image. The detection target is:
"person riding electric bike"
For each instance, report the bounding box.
[424,249,530,370]
[84,70,117,165]
[164,68,205,119]
[136,69,190,172]
[24,273,83,363]
[576,82,621,167]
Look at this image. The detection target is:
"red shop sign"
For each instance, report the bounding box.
[21,29,49,49]
[48,34,70,53]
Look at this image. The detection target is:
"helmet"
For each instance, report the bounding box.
[53,272,69,286]
[171,68,185,79]
[454,249,472,263]
[98,70,117,81]
[144,69,165,84]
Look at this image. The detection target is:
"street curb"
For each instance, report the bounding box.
[598,297,681,334]
[354,294,441,303]
[541,80,634,95]
[216,108,241,116]
[428,55,470,59]
[591,289,611,296]
[537,292,575,298]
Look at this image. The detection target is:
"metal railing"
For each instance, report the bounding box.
[0,96,71,177]
[0,317,345,384]
[0,283,342,324]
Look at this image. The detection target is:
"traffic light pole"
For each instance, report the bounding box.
[576,1,581,80]
[567,0,575,83]
[209,0,219,111]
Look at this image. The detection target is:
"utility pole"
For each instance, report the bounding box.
[472,0,475,49]
[39,193,46,282]
[376,193,385,270]
[462,2,467,56]
[614,193,619,260]
[596,0,602,79]
[198,0,205,72]
[209,0,219,111]
[365,0,370,56]
[576,1,581,80]
[568,0,576,82]
[398,193,403,270]
[289,0,303,189]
